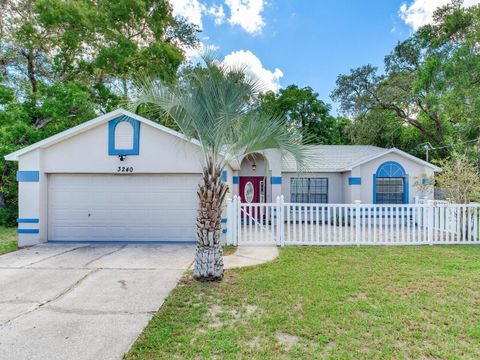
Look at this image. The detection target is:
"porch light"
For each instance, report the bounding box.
[118,154,127,161]
[252,162,256,171]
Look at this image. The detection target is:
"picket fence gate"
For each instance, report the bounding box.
[225,196,480,246]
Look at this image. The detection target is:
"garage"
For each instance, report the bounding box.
[48,174,200,242]
[6,109,228,247]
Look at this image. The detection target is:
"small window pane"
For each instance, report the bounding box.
[291,178,328,203]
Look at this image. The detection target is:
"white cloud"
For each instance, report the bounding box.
[171,0,205,28]
[399,0,480,30]
[183,42,220,61]
[225,0,266,34]
[208,4,226,25]
[222,50,283,92]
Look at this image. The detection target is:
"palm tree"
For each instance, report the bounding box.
[130,59,310,281]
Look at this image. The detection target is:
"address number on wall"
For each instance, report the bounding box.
[117,166,134,173]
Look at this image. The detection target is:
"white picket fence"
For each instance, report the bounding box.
[225,196,480,246]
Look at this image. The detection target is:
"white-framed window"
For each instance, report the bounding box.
[291,178,328,203]
[375,178,405,204]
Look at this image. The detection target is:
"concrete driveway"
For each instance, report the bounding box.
[0,243,195,360]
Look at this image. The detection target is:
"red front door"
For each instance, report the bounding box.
[239,176,265,203]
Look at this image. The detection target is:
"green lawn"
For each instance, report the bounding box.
[126,246,480,359]
[0,227,17,255]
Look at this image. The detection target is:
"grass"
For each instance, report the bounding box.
[0,226,17,255]
[126,246,480,359]
[222,245,237,256]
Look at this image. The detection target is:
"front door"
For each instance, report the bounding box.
[239,176,266,203]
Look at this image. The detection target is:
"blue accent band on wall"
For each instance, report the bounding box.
[221,170,227,182]
[232,176,239,184]
[16,171,39,182]
[17,229,39,234]
[348,177,361,185]
[17,218,39,223]
[221,218,227,224]
[108,115,140,155]
[270,176,282,185]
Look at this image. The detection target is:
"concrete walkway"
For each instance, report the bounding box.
[223,246,279,269]
[0,243,195,360]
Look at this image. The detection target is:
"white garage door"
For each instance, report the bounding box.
[48,174,200,242]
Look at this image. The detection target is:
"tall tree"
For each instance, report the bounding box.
[332,1,480,156]
[0,0,198,96]
[130,59,311,280]
[259,85,351,144]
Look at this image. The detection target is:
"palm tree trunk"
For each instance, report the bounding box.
[193,161,228,281]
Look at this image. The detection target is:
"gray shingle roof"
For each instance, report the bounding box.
[282,145,391,172]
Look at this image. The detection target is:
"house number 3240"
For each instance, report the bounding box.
[117,166,133,173]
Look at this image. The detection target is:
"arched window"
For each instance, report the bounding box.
[373,161,408,204]
[108,116,140,155]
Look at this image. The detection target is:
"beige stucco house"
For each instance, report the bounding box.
[5,109,439,247]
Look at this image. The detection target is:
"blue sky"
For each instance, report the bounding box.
[171,0,474,113]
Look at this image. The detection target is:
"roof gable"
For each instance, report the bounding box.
[5,108,200,161]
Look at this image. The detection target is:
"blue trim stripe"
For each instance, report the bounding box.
[16,171,39,182]
[270,176,282,185]
[17,218,39,223]
[221,170,227,182]
[348,177,361,185]
[221,218,227,224]
[17,229,39,234]
[232,176,239,185]
[108,115,140,155]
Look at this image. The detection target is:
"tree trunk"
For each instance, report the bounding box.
[26,51,37,93]
[193,161,228,281]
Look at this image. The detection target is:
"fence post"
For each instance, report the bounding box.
[428,203,434,245]
[236,196,241,246]
[275,196,283,246]
[226,197,233,245]
[280,195,285,247]
[355,201,361,246]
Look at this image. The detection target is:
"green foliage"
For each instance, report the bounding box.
[332,2,480,161]
[259,85,351,144]
[435,152,480,203]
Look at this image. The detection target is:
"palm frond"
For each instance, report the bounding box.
[128,57,313,173]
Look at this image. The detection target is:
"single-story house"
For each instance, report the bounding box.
[6,109,440,247]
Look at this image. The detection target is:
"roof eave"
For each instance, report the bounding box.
[4,108,202,162]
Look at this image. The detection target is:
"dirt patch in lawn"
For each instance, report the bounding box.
[275,332,299,350]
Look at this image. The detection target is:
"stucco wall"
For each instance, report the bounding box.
[42,122,205,173]
[355,152,435,204]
